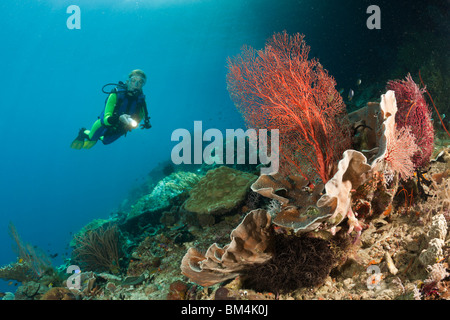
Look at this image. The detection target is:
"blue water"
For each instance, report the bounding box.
[0,0,444,293]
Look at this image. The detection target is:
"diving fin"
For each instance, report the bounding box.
[70,128,88,150]
[83,140,97,149]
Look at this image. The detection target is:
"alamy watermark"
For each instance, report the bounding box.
[171,121,279,175]
[66,5,379,30]
[66,265,81,290]
[66,5,81,29]
[366,265,383,290]
[366,5,381,29]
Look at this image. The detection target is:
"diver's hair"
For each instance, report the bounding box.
[128,69,146,80]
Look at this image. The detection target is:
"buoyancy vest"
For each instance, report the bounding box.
[100,86,146,126]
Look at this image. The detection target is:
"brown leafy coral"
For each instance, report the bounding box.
[250,149,373,235]
[181,209,272,286]
[251,173,331,233]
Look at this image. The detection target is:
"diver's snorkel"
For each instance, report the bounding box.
[119,114,138,129]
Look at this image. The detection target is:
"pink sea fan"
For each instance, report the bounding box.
[386,73,434,169]
[384,125,419,181]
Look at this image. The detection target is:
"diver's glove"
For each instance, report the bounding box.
[106,114,119,126]
[141,118,152,129]
[119,114,138,128]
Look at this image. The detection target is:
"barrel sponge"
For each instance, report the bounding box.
[183,166,257,215]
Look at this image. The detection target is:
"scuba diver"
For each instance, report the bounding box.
[71,69,152,149]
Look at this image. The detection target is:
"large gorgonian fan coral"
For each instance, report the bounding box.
[226,31,351,183]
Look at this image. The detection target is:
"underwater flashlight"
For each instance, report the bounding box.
[130,119,138,128]
[119,114,138,128]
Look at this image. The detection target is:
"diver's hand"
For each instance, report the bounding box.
[140,120,152,129]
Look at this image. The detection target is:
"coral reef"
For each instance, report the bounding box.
[173,85,447,299]
[127,171,201,221]
[3,30,449,302]
[183,166,257,216]
[40,287,76,300]
[4,147,448,301]
[122,171,201,234]
[14,281,47,300]
[0,262,36,283]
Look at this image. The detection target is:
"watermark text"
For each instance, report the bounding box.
[171,121,279,175]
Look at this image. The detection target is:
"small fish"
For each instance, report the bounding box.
[338,88,344,94]
[356,79,362,86]
[18,258,23,263]
[159,243,169,251]
[348,89,354,101]
[48,283,53,288]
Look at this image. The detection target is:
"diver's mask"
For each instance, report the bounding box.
[127,76,146,94]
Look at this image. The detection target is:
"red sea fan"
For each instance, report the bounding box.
[386,73,434,169]
[226,31,351,183]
